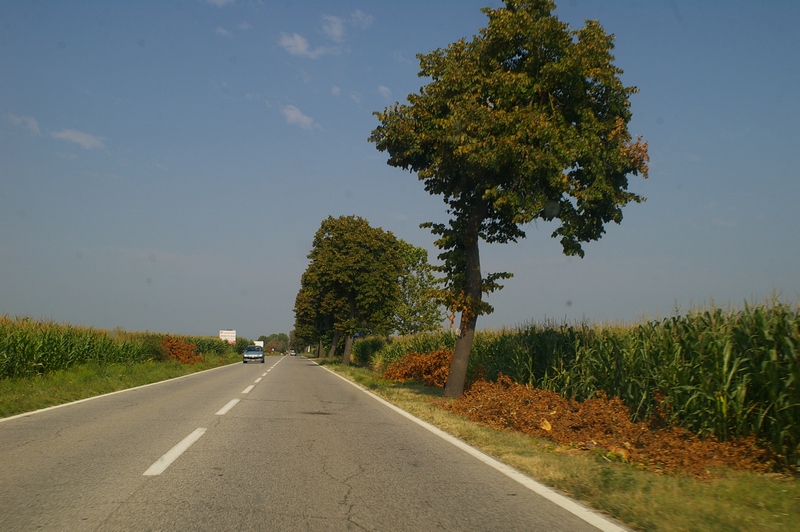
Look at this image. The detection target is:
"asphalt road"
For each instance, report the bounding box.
[0,356,622,531]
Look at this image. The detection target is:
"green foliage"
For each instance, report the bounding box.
[0,316,146,378]
[370,0,648,397]
[191,336,229,357]
[234,336,252,354]
[293,215,404,354]
[0,317,237,379]
[371,0,648,314]
[350,336,389,367]
[371,330,457,373]
[394,240,445,335]
[140,334,170,362]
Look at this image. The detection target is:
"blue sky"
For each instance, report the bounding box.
[2,1,798,341]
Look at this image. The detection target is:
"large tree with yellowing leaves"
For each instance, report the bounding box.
[370,0,649,397]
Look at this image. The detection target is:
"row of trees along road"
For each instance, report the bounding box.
[257,333,289,353]
[370,0,650,397]
[293,215,444,365]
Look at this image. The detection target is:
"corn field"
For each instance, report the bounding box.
[0,316,231,379]
[371,299,800,466]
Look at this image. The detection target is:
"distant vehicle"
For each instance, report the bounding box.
[243,345,265,364]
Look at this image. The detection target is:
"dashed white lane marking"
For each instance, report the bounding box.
[144,428,206,476]
[242,385,255,394]
[255,378,262,383]
[216,399,240,415]
[261,372,268,377]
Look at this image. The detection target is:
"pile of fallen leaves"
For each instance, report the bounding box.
[383,350,773,477]
[383,348,453,388]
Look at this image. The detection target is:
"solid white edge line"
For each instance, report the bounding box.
[318,363,627,532]
[215,398,240,415]
[143,427,206,476]
[0,362,239,424]
[241,385,255,394]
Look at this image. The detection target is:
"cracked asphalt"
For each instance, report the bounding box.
[0,356,613,531]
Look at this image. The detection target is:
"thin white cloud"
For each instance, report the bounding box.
[49,129,104,149]
[215,27,232,37]
[378,85,392,100]
[8,114,41,135]
[207,0,235,7]
[322,15,346,42]
[350,10,374,29]
[331,86,341,97]
[393,51,414,65]
[280,105,320,130]
[238,21,252,31]
[278,33,337,59]
[349,92,362,104]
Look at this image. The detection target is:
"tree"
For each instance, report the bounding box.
[293,215,404,365]
[370,0,649,397]
[394,241,444,335]
[293,262,337,356]
[259,333,289,353]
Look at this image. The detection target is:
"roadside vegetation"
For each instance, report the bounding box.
[322,358,799,532]
[0,315,244,418]
[321,297,800,530]
[357,298,800,469]
[4,298,798,529]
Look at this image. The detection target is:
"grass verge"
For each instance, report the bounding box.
[320,360,800,532]
[0,352,242,419]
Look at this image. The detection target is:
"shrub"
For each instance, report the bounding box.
[146,335,169,361]
[351,336,388,367]
[161,335,201,364]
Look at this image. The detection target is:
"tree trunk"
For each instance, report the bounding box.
[341,294,356,366]
[342,334,354,366]
[445,313,478,398]
[315,340,322,358]
[444,208,484,398]
[327,330,341,358]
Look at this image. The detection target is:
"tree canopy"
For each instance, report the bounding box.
[292,215,403,364]
[394,241,444,335]
[370,0,649,397]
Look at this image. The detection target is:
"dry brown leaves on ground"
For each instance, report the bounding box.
[441,375,772,478]
[382,350,772,478]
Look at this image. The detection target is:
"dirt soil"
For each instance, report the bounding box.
[383,349,774,478]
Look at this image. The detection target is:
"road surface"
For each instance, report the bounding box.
[0,356,622,531]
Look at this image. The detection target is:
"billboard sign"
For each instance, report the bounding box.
[219,329,236,345]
